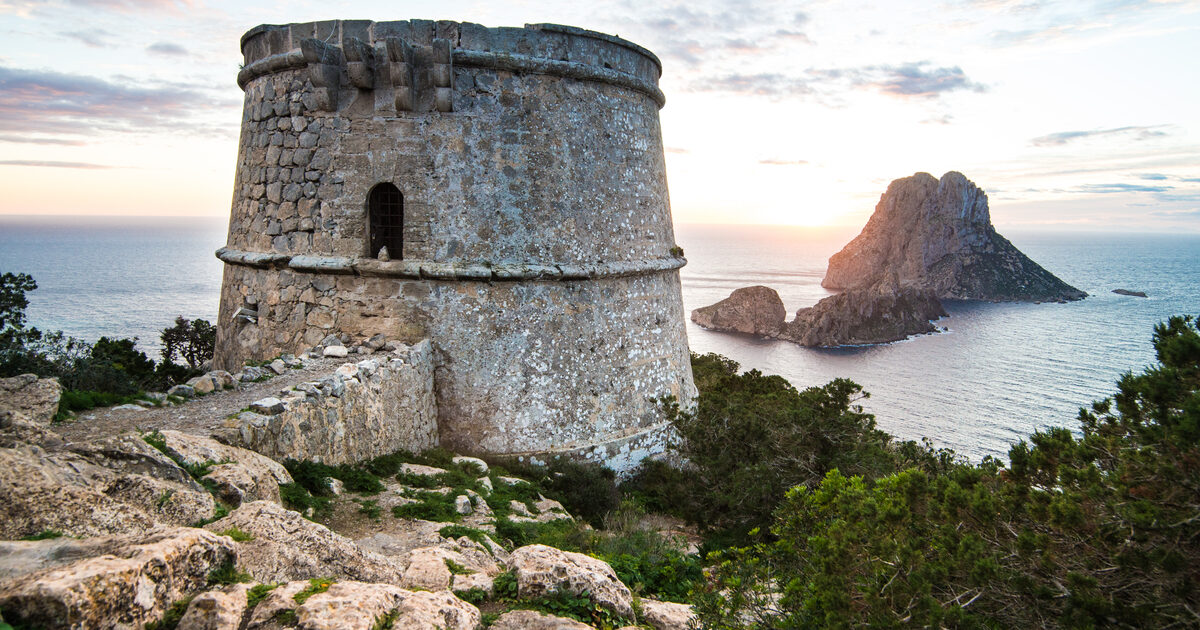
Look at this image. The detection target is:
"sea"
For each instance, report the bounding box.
[2,215,1197,461]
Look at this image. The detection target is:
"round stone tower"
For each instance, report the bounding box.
[215,19,696,467]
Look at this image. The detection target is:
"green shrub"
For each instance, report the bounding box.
[693,316,1200,629]
[160,316,215,370]
[657,353,905,538]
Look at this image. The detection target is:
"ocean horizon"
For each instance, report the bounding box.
[2,214,1197,462]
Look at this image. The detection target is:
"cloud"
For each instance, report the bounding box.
[759,158,809,165]
[0,134,85,145]
[609,2,813,67]
[1030,125,1171,147]
[60,29,115,48]
[848,62,986,98]
[0,160,112,168]
[64,0,194,12]
[1138,173,1169,180]
[699,72,815,97]
[664,146,690,154]
[694,62,983,101]
[1148,208,1200,218]
[146,42,187,56]
[1077,183,1172,194]
[0,65,224,137]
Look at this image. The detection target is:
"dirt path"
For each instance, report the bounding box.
[54,356,349,444]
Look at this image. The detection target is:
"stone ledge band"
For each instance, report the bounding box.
[216,247,686,281]
[236,48,666,108]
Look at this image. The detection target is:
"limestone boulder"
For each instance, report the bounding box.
[244,580,310,629]
[69,432,198,487]
[0,410,64,449]
[295,582,479,630]
[101,471,216,527]
[0,528,237,630]
[639,598,697,630]
[690,285,787,337]
[489,609,593,629]
[0,373,61,425]
[156,430,292,505]
[0,444,163,539]
[177,583,251,630]
[204,501,404,584]
[507,544,634,620]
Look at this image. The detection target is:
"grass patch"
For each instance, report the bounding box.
[392,491,461,522]
[207,559,252,585]
[143,595,194,630]
[20,530,63,541]
[189,502,230,528]
[356,499,382,520]
[284,459,385,496]
[55,389,141,421]
[454,587,489,605]
[293,577,334,604]
[279,483,330,519]
[372,608,400,630]
[215,527,254,542]
[438,525,494,549]
[444,558,473,575]
[246,582,279,608]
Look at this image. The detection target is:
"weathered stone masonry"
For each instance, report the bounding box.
[215,20,696,469]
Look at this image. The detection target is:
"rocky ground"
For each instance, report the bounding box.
[0,355,698,630]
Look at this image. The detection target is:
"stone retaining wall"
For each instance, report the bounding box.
[231,341,437,464]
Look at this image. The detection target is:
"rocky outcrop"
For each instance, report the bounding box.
[0,432,215,539]
[782,279,948,347]
[229,342,438,465]
[0,528,237,630]
[639,598,697,630]
[203,500,406,584]
[490,609,594,629]
[690,286,787,336]
[1113,289,1148,298]
[507,544,634,620]
[156,430,292,506]
[296,582,480,630]
[176,583,251,630]
[0,374,61,425]
[823,171,1085,302]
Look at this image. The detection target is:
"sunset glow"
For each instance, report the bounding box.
[0,0,1197,231]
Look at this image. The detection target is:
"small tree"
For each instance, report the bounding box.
[160,317,216,369]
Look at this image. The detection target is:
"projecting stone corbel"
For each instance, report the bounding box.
[385,37,415,112]
[343,37,376,89]
[300,38,344,111]
[431,38,454,112]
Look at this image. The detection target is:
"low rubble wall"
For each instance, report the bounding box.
[228,340,437,464]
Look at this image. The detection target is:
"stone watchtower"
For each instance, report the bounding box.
[214,19,696,469]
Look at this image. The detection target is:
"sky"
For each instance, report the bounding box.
[0,0,1197,231]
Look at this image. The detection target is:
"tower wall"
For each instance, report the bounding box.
[216,20,695,462]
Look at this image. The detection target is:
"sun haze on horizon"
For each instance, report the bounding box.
[0,0,1197,233]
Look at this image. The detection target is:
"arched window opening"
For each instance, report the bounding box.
[368,183,404,260]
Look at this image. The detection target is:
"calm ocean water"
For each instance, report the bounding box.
[1,215,1196,460]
